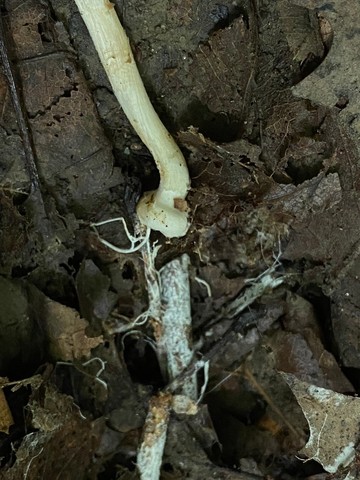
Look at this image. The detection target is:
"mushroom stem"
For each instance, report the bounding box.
[74,0,190,237]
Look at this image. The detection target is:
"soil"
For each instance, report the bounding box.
[0,0,359,479]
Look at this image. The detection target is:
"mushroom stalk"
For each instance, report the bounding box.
[74,0,190,237]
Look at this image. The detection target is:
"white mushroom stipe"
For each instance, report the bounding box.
[74,0,190,237]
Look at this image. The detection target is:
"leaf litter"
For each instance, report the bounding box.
[0,0,360,478]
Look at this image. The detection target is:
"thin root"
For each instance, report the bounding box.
[91,216,151,254]
[195,276,212,297]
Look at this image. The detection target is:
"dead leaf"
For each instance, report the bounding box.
[179,127,267,198]
[4,427,96,480]
[0,388,13,434]
[29,384,79,432]
[282,373,360,474]
[42,297,103,361]
[277,0,324,65]
[271,293,354,393]
[0,278,43,374]
[76,259,118,329]
[265,172,342,223]
[0,374,43,434]
[292,0,360,146]
[4,0,123,213]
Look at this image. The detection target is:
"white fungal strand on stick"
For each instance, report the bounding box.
[158,254,197,399]
[74,0,190,237]
[137,393,172,480]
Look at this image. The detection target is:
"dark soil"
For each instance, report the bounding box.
[0,0,359,478]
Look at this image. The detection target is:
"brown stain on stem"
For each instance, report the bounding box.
[104,0,115,10]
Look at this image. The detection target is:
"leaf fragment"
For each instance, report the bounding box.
[282,373,360,474]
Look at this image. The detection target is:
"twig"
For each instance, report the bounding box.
[136,393,172,480]
[225,255,283,320]
[158,254,197,398]
[135,242,196,478]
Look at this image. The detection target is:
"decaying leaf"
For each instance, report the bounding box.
[0,388,13,434]
[265,172,342,223]
[277,0,324,65]
[42,297,103,361]
[76,259,118,329]
[0,278,43,374]
[270,293,354,394]
[292,0,360,146]
[2,0,124,214]
[282,373,360,475]
[29,384,80,432]
[1,384,102,480]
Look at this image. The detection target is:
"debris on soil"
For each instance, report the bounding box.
[1,0,360,478]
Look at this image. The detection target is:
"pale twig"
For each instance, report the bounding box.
[137,393,172,480]
[93,220,196,479]
[225,252,284,320]
[158,254,197,399]
[134,240,196,479]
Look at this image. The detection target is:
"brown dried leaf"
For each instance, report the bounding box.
[0,388,13,434]
[270,329,353,394]
[76,259,118,329]
[42,297,103,361]
[1,383,103,480]
[179,126,266,198]
[29,384,79,432]
[277,0,324,64]
[265,172,342,223]
[188,15,256,138]
[292,0,360,147]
